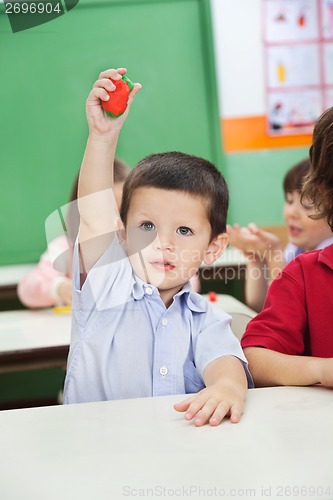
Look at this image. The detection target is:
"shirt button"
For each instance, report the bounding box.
[161,318,168,326]
[159,366,168,376]
[145,287,153,295]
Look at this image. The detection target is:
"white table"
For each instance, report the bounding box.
[0,250,246,286]
[0,386,332,500]
[0,248,246,287]
[203,293,256,317]
[0,263,35,305]
[0,295,254,374]
[0,309,71,373]
[201,245,247,268]
[0,264,35,287]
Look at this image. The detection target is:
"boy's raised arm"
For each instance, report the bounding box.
[78,68,141,274]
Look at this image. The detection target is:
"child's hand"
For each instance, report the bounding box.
[56,277,72,306]
[174,383,245,427]
[86,68,141,137]
[227,223,258,256]
[247,223,281,252]
[227,223,280,260]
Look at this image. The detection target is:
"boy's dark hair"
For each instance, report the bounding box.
[67,158,130,238]
[120,151,229,240]
[283,158,311,195]
[68,158,130,204]
[302,107,333,230]
[114,157,131,183]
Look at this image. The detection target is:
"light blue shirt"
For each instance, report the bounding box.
[283,236,333,263]
[64,236,252,404]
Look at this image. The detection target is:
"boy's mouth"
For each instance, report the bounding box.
[150,260,175,271]
[288,225,302,237]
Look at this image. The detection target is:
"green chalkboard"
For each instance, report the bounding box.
[0,0,222,264]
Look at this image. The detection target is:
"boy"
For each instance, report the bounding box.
[227,158,333,312]
[64,68,252,426]
[241,107,333,388]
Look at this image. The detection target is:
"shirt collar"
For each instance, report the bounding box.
[131,274,155,300]
[175,282,207,313]
[131,275,207,312]
[319,243,333,271]
[315,236,333,250]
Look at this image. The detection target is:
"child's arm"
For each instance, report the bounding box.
[174,356,247,426]
[246,223,285,283]
[78,68,141,276]
[245,259,269,312]
[244,347,333,388]
[227,223,285,311]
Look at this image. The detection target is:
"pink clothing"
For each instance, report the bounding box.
[17,236,72,308]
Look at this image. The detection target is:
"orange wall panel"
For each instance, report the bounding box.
[222,116,312,152]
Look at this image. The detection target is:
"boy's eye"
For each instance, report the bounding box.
[140,222,155,232]
[177,226,193,236]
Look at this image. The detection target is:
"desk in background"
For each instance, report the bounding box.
[0,309,71,374]
[0,294,254,408]
[0,263,35,310]
[0,294,253,375]
[0,386,332,500]
[199,246,247,300]
[204,293,255,317]
[0,308,70,409]
[0,248,246,290]
[0,264,35,288]
[0,247,248,309]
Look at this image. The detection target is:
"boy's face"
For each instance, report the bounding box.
[122,187,226,302]
[283,190,332,250]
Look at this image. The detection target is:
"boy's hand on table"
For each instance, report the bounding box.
[174,382,245,427]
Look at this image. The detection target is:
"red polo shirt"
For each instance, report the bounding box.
[241,243,333,357]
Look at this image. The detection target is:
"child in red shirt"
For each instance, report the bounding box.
[241,107,333,389]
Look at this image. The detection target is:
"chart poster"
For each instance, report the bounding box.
[264,0,333,135]
[323,42,333,84]
[264,0,319,42]
[266,44,320,88]
[321,0,333,38]
[268,90,322,134]
[325,88,333,108]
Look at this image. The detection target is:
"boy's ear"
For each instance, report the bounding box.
[116,218,126,247]
[203,232,229,266]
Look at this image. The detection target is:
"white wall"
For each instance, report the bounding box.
[211,0,266,118]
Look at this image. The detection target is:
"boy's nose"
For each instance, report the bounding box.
[154,233,175,251]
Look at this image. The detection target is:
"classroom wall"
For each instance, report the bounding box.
[211,0,310,226]
[0,0,313,266]
[0,0,222,265]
